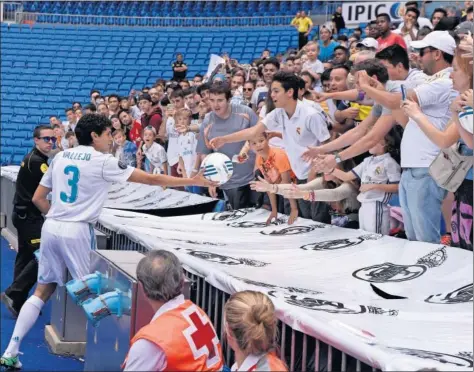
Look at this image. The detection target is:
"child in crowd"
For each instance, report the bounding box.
[249,133,298,225]
[52,124,65,150]
[112,128,138,167]
[137,126,168,175]
[175,109,199,193]
[65,131,78,149]
[301,41,324,89]
[330,135,400,234]
[110,114,122,134]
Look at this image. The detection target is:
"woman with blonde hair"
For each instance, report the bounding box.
[402,43,473,251]
[224,291,287,371]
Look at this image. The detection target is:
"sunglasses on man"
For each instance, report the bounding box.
[38,136,57,143]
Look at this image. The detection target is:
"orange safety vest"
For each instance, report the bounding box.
[125,300,224,371]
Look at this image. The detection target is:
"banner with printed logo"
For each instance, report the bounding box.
[1,166,216,210]
[97,207,473,371]
[342,2,406,26]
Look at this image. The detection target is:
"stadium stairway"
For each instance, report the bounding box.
[0,23,300,165]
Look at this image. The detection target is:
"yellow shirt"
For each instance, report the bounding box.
[292,17,313,33]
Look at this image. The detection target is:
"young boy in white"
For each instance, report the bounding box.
[331,135,401,234]
[175,109,198,179]
[137,126,168,175]
[0,114,215,369]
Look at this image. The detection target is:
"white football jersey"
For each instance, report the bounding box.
[40,145,135,223]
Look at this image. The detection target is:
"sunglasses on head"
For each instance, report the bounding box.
[38,136,57,143]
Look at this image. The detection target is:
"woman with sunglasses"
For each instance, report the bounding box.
[1,125,56,323]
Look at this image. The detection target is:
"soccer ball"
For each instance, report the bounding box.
[201,153,233,186]
[458,107,473,134]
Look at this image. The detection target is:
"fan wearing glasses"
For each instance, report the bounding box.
[1,125,55,320]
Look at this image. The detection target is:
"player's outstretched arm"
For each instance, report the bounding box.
[209,122,266,150]
[32,185,52,215]
[127,168,218,188]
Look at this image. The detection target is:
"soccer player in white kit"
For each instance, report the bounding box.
[1,114,216,369]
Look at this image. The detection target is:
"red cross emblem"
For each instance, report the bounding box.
[182,305,221,368]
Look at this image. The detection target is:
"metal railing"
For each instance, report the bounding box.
[96,223,379,372]
[12,11,295,28]
[0,1,22,22]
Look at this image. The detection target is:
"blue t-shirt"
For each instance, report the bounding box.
[459,139,473,180]
[318,40,339,62]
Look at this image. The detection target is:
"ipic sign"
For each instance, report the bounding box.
[342,2,405,25]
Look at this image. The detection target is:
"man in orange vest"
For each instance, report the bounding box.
[123,250,224,371]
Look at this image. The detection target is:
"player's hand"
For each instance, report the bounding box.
[460,89,473,108]
[312,154,337,173]
[266,210,278,225]
[208,185,218,198]
[250,177,272,193]
[288,208,299,225]
[192,170,219,188]
[209,137,227,150]
[402,98,424,121]
[265,131,283,140]
[302,146,326,161]
[359,183,377,192]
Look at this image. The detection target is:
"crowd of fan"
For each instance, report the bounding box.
[46,3,474,251]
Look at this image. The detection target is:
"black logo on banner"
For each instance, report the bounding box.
[353,247,447,283]
[228,219,287,228]
[174,248,269,267]
[207,209,250,221]
[260,224,329,236]
[387,347,473,368]
[425,283,473,304]
[231,276,323,296]
[300,234,382,251]
[268,292,398,316]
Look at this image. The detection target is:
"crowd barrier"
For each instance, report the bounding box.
[96,223,378,372]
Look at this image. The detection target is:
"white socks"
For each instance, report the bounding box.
[4,295,44,356]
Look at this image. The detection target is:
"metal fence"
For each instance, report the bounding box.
[96,223,379,372]
[0,1,22,22]
[11,11,295,28]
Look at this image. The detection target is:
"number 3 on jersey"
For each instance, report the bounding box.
[60,165,80,203]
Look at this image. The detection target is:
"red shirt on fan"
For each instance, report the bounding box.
[127,120,143,147]
[377,32,407,51]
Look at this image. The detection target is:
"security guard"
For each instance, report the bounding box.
[1,125,55,317]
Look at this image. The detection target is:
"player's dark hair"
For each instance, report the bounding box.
[209,82,232,100]
[376,45,410,70]
[75,114,111,146]
[33,125,52,138]
[272,71,299,100]
[351,59,389,84]
[376,13,391,23]
[297,77,306,90]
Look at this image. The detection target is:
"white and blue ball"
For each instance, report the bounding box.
[458,106,473,134]
[201,153,233,186]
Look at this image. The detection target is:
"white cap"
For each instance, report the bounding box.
[357,38,379,50]
[410,31,456,55]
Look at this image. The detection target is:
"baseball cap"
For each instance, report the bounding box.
[138,93,152,102]
[357,38,379,50]
[410,31,456,55]
[455,21,474,36]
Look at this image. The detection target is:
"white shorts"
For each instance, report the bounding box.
[37,218,96,286]
[359,201,390,235]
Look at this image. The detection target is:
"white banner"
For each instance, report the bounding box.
[98,208,473,371]
[205,54,226,80]
[1,166,216,210]
[342,2,406,26]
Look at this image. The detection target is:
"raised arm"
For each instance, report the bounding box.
[209,122,266,150]
[127,168,216,188]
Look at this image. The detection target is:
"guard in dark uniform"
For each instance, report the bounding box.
[1,125,55,317]
[171,53,188,82]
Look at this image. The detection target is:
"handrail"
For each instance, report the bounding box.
[13,11,296,28]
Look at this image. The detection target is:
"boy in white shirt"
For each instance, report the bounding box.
[175,109,198,179]
[0,114,216,370]
[137,126,168,175]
